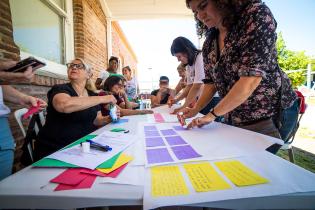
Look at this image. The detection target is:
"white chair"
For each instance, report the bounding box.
[14,108,45,162]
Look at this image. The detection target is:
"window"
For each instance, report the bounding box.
[10,0,74,76]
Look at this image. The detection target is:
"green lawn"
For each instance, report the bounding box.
[277,147,315,173]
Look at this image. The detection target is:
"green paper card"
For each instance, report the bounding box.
[110,128,125,132]
[32,134,121,169]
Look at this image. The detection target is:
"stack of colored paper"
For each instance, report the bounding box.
[50,154,133,191]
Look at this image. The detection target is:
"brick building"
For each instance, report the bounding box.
[0,0,137,171]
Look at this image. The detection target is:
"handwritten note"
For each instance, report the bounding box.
[151,166,189,197]
[215,160,269,187]
[183,162,231,192]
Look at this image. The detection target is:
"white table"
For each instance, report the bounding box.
[0,108,315,209]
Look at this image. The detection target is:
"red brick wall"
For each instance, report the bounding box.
[112,22,138,76]
[73,0,108,80]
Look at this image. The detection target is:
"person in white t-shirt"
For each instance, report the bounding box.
[0,60,46,181]
[122,66,139,100]
[168,36,205,114]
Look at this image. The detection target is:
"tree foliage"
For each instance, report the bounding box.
[276,32,311,87]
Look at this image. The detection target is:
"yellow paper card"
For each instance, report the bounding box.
[183,162,231,192]
[97,154,133,174]
[215,160,269,187]
[151,165,189,197]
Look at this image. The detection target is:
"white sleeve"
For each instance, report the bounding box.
[193,53,205,84]
[186,66,193,85]
[98,70,109,80]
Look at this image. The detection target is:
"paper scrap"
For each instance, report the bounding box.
[160,129,177,136]
[144,125,158,131]
[151,166,189,197]
[97,154,133,173]
[50,168,88,185]
[146,148,173,164]
[171,145,202,160]
[54,174,97,191]
[215,160,269,187]
[183,162,231,192]
[145,137,165,147]
[165,136,187,146]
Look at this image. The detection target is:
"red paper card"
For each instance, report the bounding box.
[50,168,88,185]
[54,174,97,191]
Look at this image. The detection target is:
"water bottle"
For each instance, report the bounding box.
[109,104,118,122]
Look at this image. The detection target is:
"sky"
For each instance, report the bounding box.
[119,0,315,92]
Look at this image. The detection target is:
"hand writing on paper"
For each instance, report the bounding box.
[187,114,215,129]
[182,106,198,119]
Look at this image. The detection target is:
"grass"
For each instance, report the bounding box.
[277,147,315,173]
[296,127,315,140]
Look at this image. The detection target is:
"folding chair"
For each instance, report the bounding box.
[280,91,307,163]
[14,108,45,164]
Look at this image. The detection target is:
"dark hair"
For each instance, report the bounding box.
[170,36,201,66]
[122,66,131,72]
[185,0,254,37]
[109,56,119,63]
[103,75,122,91]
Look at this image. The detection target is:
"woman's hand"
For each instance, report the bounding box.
[187,114,215,129]
[101,95,117,104]
[0,60,35,83]
[167,96,176,108]
[116,107,121,119]
[182,106,199,119]
[20,95,47,109]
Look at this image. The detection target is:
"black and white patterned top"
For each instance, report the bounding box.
[202,0,296,125]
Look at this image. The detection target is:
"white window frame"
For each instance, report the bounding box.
[18,0,74,78]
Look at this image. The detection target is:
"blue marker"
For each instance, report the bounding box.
[86,140,112,152]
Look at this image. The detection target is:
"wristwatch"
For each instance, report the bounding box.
[210,108,219,118]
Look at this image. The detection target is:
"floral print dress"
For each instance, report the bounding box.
[202,0,296,126]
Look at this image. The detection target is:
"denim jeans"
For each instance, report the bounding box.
[277,99,300,142]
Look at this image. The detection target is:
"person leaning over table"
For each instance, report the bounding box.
[34,58,118,160]
[167,36,205,113]
[182,0,298,153]
[100,75,153,115]
[0,60,47,181]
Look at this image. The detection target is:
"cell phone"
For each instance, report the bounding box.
[4,56,46,73]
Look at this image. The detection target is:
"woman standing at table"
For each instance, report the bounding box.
[0,60,47,180]
[34,58,118,160]
[183,0,298,153]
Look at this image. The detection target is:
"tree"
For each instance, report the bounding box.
[276,32,311,87]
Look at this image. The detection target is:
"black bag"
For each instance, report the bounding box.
[21,114,43,166]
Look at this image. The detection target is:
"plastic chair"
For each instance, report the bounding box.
[280,91,307,163]
[14,108,45,163]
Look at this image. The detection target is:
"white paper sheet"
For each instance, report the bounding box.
[100,165,144,186]
[47,131,137,169]
[143,151,315,210]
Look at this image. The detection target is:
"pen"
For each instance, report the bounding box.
[86,140,112,151]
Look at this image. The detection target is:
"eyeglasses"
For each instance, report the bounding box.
[193,0,209,17]
[66,63,85,70]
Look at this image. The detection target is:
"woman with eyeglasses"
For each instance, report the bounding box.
[100,75,153,116]
[183,0,298,153]
[34,58,118,160]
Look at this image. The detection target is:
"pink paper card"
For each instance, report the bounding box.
[154,113,165,122]
[50,168,88,185]
[54,174,97,191]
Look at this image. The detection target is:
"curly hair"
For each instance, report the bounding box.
[186,0,255,37]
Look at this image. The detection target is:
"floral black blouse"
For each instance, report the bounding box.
[202,0,296,125]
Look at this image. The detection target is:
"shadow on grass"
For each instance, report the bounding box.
[277,147,315,173]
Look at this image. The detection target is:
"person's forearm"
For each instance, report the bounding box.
[194,84,217,111]
[175,85,191,102]
[2,85,27,104]
[123,94,132,109]
[54,95,105,113]
[209,77,262,117]
[175,82,182,95]
[182,83,203,107]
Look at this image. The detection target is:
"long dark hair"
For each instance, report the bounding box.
[170,36,201,66]
[185,0,256,37]
[103,75,122,92]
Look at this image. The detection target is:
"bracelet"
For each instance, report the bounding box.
[210,108,219,118]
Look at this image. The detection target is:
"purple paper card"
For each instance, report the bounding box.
[165,136,187,146]
[160,129,177,136]
[171,145,201,160]
[173,126,188,131]
[145,137,165,147]
[144,125,158,131]
[146,148,174,164]
[145,130,160,137]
